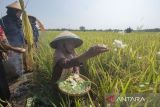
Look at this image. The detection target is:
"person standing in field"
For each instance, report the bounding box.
[28,15,45,48]
[0,1,25,76]
[0,25,25,107]
[50,31,109,106]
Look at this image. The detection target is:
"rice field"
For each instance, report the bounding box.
[32,31,160,107]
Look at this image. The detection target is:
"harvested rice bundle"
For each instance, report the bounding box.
[19,0,34,70]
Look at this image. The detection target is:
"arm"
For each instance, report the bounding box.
[57,44,109,69]
[77,44,109,62]
[0,43,26,53]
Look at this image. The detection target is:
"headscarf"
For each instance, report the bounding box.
[6,7,22,28]
[28,16,36,25]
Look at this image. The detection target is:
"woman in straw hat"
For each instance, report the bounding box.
[50,31,109,106]
[0,1,25,76]
[0,25,26,107]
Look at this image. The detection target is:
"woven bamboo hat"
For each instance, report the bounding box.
[50,31,83,49]
[6,1,22,10]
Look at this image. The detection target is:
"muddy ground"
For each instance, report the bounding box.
[9,72,34,107]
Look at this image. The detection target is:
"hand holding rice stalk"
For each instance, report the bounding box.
[19,0,34,70]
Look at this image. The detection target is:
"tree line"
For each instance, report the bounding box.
[46,26,160,32]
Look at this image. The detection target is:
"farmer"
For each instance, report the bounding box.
[50,31,109,106]
[0,25,25,106]
[28,15,45,48]
[0,1,25,76]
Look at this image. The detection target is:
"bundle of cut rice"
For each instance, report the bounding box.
[19,0,34,70]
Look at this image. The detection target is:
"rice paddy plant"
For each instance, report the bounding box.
[32,31,160,106]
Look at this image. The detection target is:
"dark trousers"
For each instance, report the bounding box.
[0,60,10,106]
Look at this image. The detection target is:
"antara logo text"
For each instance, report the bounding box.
[106,95,145,103]
[116,96,145,102]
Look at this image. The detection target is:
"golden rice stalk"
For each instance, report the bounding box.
[19,0,34,70]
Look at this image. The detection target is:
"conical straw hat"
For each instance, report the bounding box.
[6,1,22,10]
[50,31,83,49]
